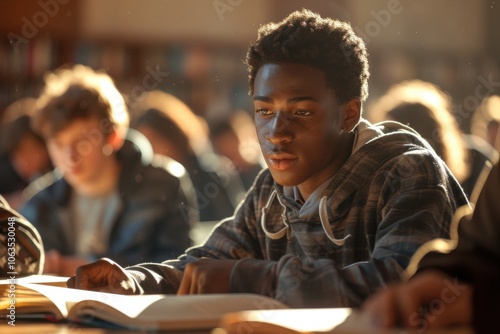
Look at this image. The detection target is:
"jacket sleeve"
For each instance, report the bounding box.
[229,154,466,307]
[415,161,500,332]
[20,185,68,254]
[125,171,270,294]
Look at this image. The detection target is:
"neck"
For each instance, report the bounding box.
[298,132,355,202]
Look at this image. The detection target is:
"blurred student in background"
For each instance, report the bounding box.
[21,65,196,276]
[209,109,264,191]
[368,80,497,198]
[131,90,245,221]
[471,95,500,154]
[0,97,52,210]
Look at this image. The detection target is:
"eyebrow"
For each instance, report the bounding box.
[253,96,319,103]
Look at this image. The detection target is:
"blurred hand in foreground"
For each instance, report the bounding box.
[362,270,473,331]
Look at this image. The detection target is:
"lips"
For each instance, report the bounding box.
[266,152,298,171]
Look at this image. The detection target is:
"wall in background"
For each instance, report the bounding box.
[1,0,498,131]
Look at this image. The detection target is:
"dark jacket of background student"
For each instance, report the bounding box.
[412,159,500,333]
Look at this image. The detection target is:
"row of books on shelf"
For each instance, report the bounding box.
[0,38,247,81]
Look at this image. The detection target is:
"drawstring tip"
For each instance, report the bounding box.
[319,196,351,246]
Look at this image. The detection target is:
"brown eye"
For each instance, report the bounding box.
[256,108,272,116]
[296,109,311,116]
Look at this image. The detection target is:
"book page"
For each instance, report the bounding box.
[11,284,288,331]
[0,275,69,286]
[0,276,70,320]
[18,283,164,320]
[73,293,288,331]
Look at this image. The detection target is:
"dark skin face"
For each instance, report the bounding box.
[67,63,362,295]
[253,63,361,201]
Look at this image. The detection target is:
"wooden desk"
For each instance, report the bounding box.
[1,322,128,333]
[0,322,214,333]
[1,317,473,334]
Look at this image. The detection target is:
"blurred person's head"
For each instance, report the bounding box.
[209,110,262,171]
[131,90,209,166]
[1,97,52,183]
[32,65,129,196]
[369,80,469,183]
[244,9,368,190]
[471,95,500,153]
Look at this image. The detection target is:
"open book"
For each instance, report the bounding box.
[0,275,288,331]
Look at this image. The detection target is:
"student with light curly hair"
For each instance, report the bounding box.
[21,65,196,276]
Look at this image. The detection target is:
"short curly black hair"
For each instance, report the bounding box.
[246,9,369,104]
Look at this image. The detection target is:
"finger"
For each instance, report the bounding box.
[398,272,452,329]
[74,269,89,290]
[66,275,75,288]
[72,258,112,290]
[363,287,399,328]
[426,284,473,329]
[380,289,399,328]
[177,264,193,295]
[396,286,426,329]
[189,267,203,295]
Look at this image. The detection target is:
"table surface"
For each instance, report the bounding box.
[0,320,475,334]
[0,321,215,333]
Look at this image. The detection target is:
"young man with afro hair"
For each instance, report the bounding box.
[68,9,467,308]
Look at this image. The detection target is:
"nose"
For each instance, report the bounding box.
[265,112,293,144]
[59,145,82,168]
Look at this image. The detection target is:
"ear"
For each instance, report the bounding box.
[107,129,125,151]
[341,98,361,132]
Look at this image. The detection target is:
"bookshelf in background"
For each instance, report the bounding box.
[0,37,252,119]
[0,37,76,113]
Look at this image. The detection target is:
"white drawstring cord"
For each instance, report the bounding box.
[261,190,289,240]
[261,191,350,246]
[319,196,351,246]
